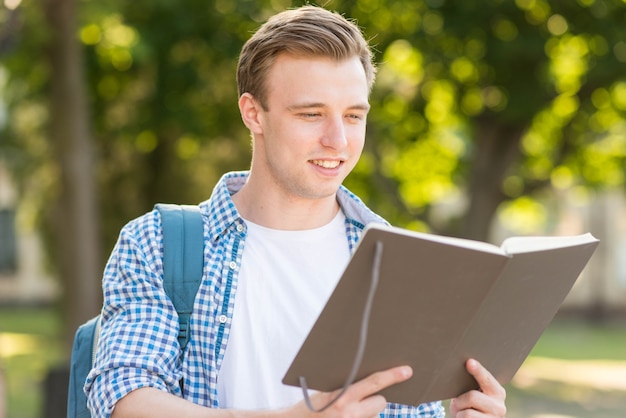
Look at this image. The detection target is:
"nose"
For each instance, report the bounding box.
[320,115,348,149]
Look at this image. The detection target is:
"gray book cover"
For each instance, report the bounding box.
[282,224,599,406]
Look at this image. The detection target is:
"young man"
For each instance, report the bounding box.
[85,6,506,418]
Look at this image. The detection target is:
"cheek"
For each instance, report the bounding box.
[348,126,367,152]
[259,120,289,152]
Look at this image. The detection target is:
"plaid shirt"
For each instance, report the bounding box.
[85,171,445,417]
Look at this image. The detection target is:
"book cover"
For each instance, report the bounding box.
[282,224,599,406]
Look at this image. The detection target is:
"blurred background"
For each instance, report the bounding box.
[0,0,625,417]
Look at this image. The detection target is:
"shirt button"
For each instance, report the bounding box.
[236,223,244,232]
[218,315,228,324]
[229,261,237,270]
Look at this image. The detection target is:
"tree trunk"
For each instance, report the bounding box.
[43,0,102,352]
[461,116,526,242]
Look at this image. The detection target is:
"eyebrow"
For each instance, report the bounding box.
[287,102,371,112]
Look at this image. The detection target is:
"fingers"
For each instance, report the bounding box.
[450,390,506,417]
[350,365,413,400]
[293,366,413,418]
[449,359,506,417]
[465,359,505,399]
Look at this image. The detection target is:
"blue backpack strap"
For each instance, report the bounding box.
[67,316,101,418]
[155,203,204,352]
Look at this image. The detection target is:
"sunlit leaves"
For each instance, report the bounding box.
[80,15,138,71]
[423,80,458,124]
[590,106,623,133]
[450,57,479,85]
[383,78,466,210]
[3,0,626,244]
[550,165,575,190]
[492,17,519,41]
[390,134,461,209]
[422,10,444,35]
[515,0,551,25]
[521,93,580,182]
[546,14,568,36]
[612,82,626,111]
[79,24,101,45]
[580,139,626,186]
[552,94,580,119]
[96,75,121,100]
[498,196,548,233]
[482,85,508,112]
[588,35,609,56]
[135,130,157,153]
[579,95,626,187]
[576,0,595,7]
[176,135,200,160]
[378,39,423,98]
[460,88,484,116]
[546,34,590,94]
[614,41,626,62]
[503,175,525,197]
[590,84,626,132]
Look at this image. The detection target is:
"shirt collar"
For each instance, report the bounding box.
[200,171,248,241]
[199,171,386,240]
[337,185,387,228]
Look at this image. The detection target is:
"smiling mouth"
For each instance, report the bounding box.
[310,159,342,169]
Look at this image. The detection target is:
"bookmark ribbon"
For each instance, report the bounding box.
[299,240,383,412]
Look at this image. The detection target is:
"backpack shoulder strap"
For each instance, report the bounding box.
[155,203,204,352]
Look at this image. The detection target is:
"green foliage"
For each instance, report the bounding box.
[1,0,626,255]
[79,0,266,247]
[338,0,626,237]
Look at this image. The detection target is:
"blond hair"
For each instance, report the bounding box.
[237,6,376,109]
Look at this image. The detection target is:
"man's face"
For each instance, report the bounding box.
[251,53,370,203]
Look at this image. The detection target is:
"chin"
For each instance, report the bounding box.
[304,185,342,200]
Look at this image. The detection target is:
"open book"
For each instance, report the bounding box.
[282,224,599,406]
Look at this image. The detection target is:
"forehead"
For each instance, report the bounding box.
[264,53,369,107]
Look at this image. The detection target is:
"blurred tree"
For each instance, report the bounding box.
[0,0,101,346]
[340,0,626,241]
[43,0,102,345]
[78,0,263,248]
[1,0,626,347]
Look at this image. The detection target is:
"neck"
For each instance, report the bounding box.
[231,177,340,231]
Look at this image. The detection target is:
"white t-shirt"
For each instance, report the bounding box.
[217,211,350,409]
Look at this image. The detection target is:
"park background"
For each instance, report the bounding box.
[1,0,626,416]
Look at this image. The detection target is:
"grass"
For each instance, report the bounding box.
[506,317,626,418]
[0,306,65,418]
[0,307,625,418]
[528,318,626,361]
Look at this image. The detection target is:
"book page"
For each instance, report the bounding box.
[372,224,506,255]
[501,233,598,254]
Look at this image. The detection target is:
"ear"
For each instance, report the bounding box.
[239,93,264,135]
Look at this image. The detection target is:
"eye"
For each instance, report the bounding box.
[299,112,322,119]
[346,113,365,122]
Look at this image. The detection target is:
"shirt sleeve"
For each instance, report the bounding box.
[85,210,183,418]
[383,401,445,417]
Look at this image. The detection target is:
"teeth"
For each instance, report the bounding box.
[312,160,341,169]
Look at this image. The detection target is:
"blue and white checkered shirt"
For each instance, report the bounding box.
[85,171,445,417]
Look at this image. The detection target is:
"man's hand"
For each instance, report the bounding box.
[287,365,413,418]
[112,367,411,418]
[449,359,506,417]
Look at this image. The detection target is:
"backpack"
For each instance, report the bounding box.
[66,203,204,418]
